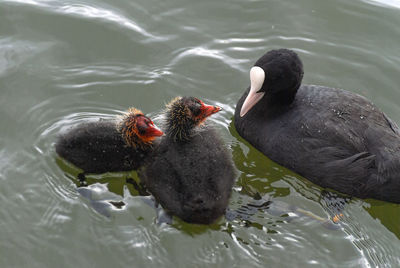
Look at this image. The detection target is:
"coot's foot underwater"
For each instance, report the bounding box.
[234,48,400,203]
[139,97,236,224]
[55,108,163,174]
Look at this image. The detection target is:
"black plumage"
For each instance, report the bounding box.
[234,49,400,203]
[55,108,163,174]
[139,97,236,224]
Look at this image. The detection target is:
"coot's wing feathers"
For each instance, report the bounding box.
[293,86,400,195]
[383,113,400,135]
[294,137,377,197]
[365,124,400,182]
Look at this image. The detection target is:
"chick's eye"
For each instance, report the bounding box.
[191,102,202,116]
[136,117,148,134]
[137,124,147,135]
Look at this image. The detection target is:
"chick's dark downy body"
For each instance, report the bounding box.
[139,97,235,224]
[55,108,163,174]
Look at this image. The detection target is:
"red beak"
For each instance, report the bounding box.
[200,103,221,119]
[145,122,164,137]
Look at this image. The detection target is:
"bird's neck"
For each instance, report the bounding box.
[165,120,195,142]
[165,111,196,142]
[266,89,297,106]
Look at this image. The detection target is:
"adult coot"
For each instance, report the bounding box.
[234,49,400,203]
[55,108,163,174]
[139,97,236,224]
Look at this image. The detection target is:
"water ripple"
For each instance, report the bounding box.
[340,203,400,266]
[214,38,265,44]
[170,46,248,72]
[362,0,400,9]
[51,64,173,88]
[58,4,163,41]
[3,0,169,42]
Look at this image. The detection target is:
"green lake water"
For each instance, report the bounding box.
[1,0,400,266]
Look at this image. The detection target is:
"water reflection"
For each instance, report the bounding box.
[363,201,400,239]
[56,155,148,214]
[363,0,400,9]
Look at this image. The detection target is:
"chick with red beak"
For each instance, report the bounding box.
[119,107,164,149]
[139,96,235,224]
[164,96,221,141]
[56,107,163,174]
